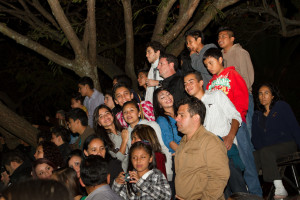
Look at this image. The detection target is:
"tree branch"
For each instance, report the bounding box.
[87,0,97,66]
[0,23,74,71]
[47,0,85,58]
[159,0,200,46]
[152,0,177,42]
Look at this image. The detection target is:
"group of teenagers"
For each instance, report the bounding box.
[1,27,300,200]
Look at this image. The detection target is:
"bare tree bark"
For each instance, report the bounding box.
[121,0,137,90]
[0,102,38,147]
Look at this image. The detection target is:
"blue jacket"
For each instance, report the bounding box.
[252,101,300,150]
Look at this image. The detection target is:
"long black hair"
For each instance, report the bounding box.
[93,104,123,151]
[256,82,281,113]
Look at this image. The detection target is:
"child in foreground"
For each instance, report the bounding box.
[112,141,171,199]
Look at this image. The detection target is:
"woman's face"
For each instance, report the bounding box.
[98,108,114,128]
[123,103,140,126]
[84,138,106,158]
[157,90,174,109]
[137,72,147,87]
[35,163,54,179]
[34,145,44,160]
[104,94,115,109]
[258,85,274,109]
[68,155,82,178]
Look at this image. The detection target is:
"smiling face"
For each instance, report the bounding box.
[186,35,202,53]
[131,147,152,177]
[258,85,274,110]
[34,145,44,160]
[146,47,160,64]
[184,74,203,97]
[203,56,224,76]
[84,138,106,158]
[114,87,133,107]
[218,31,234,51]
[68,155,82,178]
[97,107,114,129]
[35,163,54,179]
[157,90,174,110]
[123,103,140,127]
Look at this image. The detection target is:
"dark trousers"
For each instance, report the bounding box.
[224,159,248,199]
[253,141,297,182]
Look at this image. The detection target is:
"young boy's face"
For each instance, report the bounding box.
[204,56,224,76]
[146,47,160,64]
[186,35,202,53]
[218,31,234,50]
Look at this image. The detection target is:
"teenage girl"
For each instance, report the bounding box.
[93,104,128,170]
[122,100,172,180]
[82,134,123,186]
[112,141,171,199]
[131,124,167,178]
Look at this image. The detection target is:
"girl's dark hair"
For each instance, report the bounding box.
[66,149,83,165]
[131,124,162,153]
[127,141,156,196]
[153,87,175,119]
[93,104,123,151]
[52,168,82,198]
[38,141,64,168]
[32,158,57,179]
[256,82,281,113]
[82,134,113,161]
[71,92,85,105]
[122,100,140,113]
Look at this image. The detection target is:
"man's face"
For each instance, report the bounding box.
[146,47,160,64]
[68,118,79,133]
[157,57,172,78]
[176,104,197,135]
[114,87,133,107]
[78,84,88,96]
[218,31,234,50]
[186,35,201,52]
[204,56,224,76]
[184,74,203,97]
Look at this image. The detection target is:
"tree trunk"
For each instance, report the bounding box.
[0,102,38,147]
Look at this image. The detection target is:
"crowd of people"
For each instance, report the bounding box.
[1,27,300,200]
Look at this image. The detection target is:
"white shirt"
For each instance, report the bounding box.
[145,59,164,103]
[202,90,242,144]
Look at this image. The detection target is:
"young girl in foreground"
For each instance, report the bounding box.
[112,141,171,200]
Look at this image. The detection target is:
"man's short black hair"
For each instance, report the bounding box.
[185,29,205,43]
[51,126,71,144]
[2,150,24,166]
[203,48,223,62]
[78,76,94,89]
[112,74,132,88]
[185,71,203,82]
[217,26,234,38]
[146,41,165,53]
[80,155,108,186]
[177,96,206,125]
[66,108,88,126]
[160,53,179,71]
